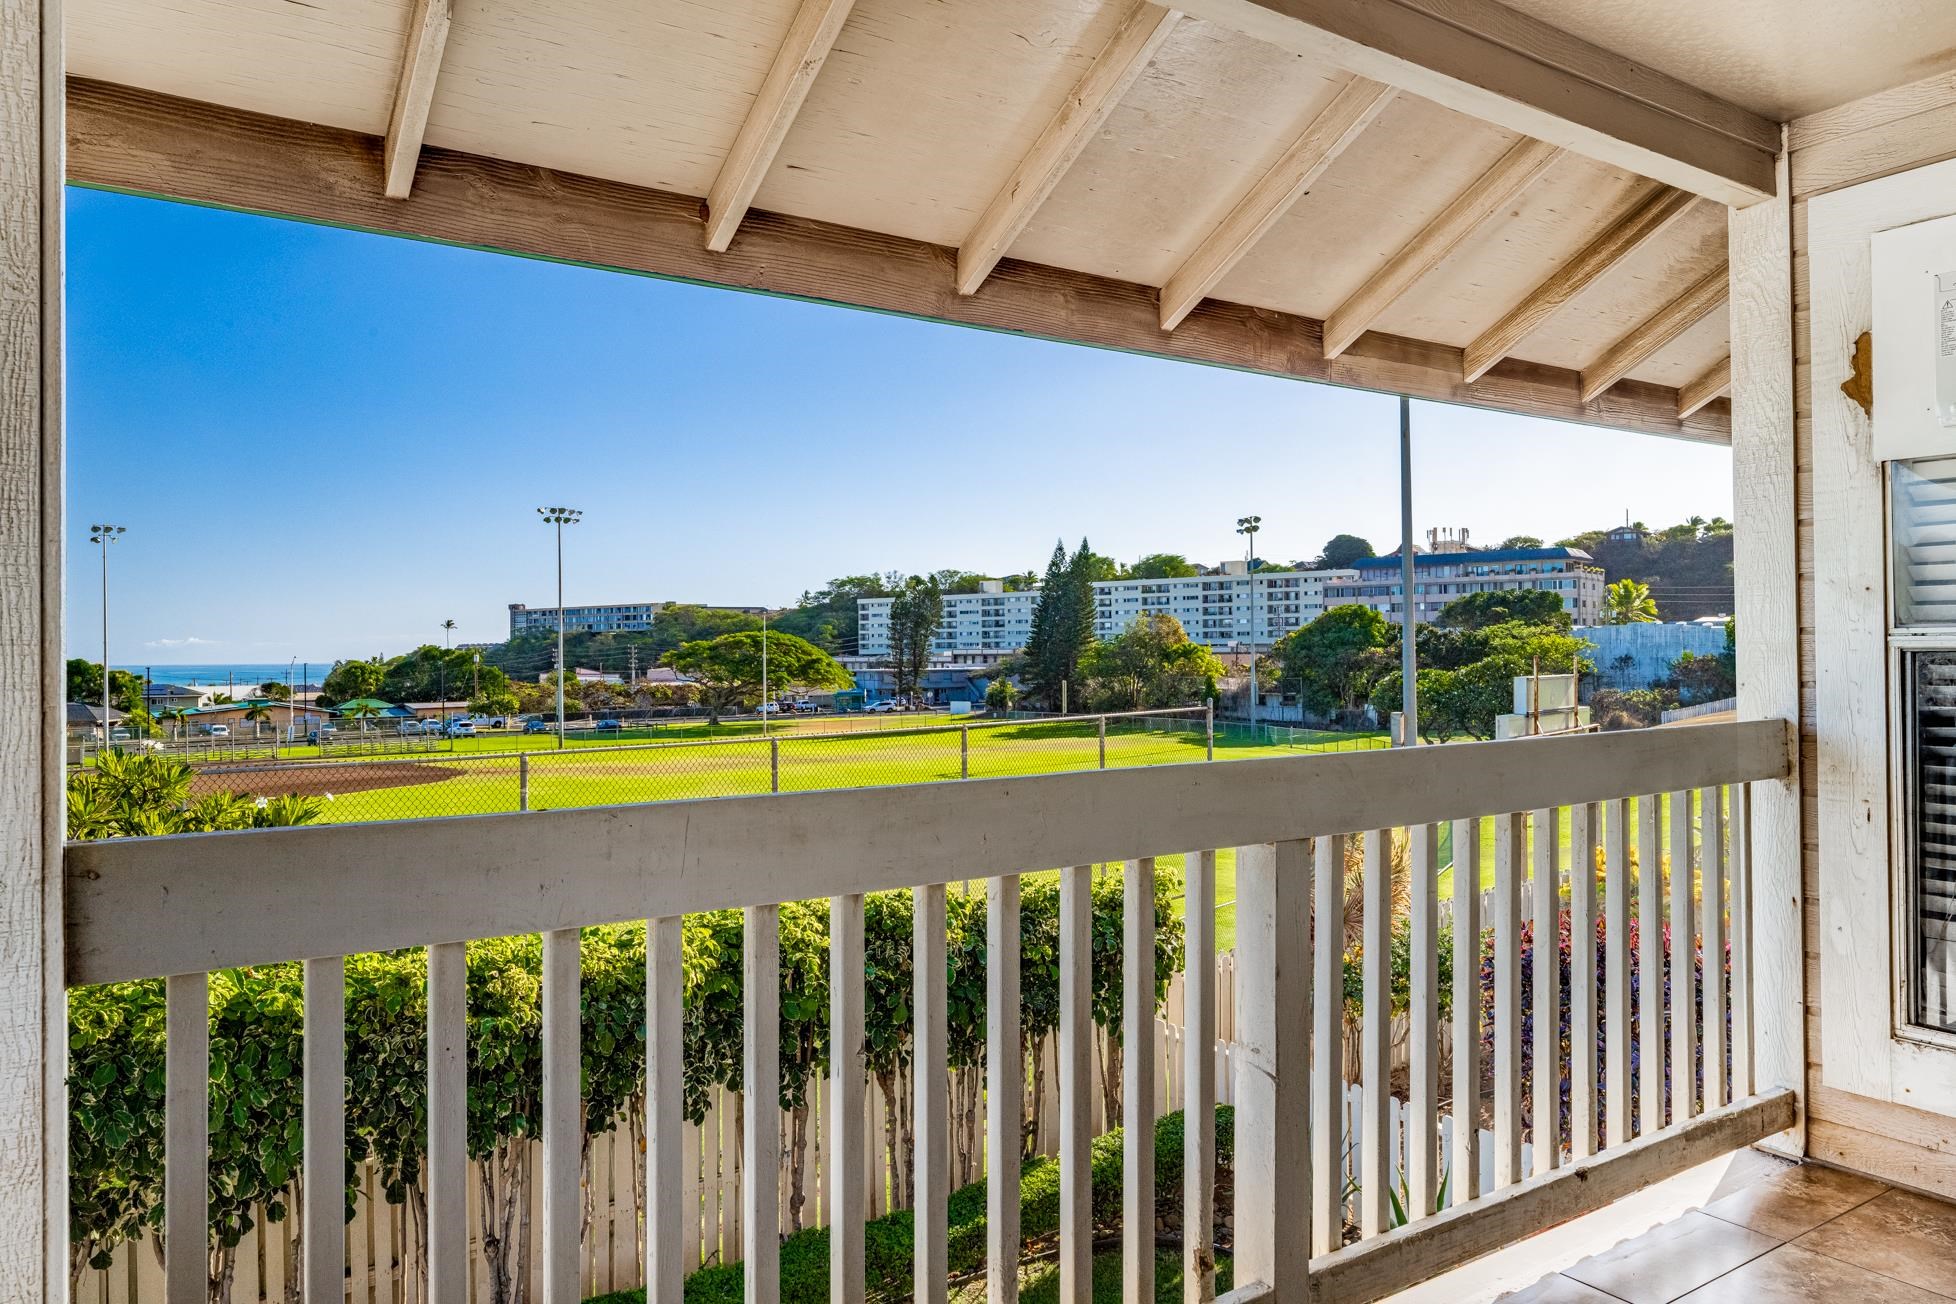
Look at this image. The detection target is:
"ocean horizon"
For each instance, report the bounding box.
[110,661,340,689]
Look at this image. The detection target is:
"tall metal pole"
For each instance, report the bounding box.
[1398,397,1418,746]
[90,524,125,740]
[761,610,769,736]
[538,507,582,749]
[1236,515,1262,730]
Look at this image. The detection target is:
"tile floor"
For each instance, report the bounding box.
[1499,1162,1956,1302]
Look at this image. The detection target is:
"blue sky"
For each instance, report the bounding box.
[67,187,1732,665]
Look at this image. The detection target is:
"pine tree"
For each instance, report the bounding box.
[1024,539,1070,709]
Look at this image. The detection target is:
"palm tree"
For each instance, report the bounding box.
[242,702,273,738]
[157,706,186,740]
[343,701,381,734]
[1603,577,1660,624]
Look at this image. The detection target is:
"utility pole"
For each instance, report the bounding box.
[440,618,456,735]
[537,507,583,748]
[90,524,125,742]
[761,611,770,736]
[1398,396,1419,746]
[1236,515,1261,730]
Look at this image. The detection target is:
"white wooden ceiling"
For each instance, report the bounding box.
[64,0,1817,417]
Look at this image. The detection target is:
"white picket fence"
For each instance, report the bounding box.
[78,961,1500,1303]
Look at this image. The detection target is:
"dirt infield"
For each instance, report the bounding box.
[190,761,463,799]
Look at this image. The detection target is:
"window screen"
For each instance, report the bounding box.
[1907,651,1956,1031]
[1892,456,1956,627]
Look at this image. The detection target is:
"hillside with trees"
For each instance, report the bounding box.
[1559,516,1733,621]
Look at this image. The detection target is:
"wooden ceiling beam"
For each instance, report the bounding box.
[957,2,1182,296]
[1462,183,1698,382]
[1158,75,1393,331]
[1580,265,1728,402]
[1677,356,1732,418]
[704,0,858,254]
[1173,0,1778,206]
[1322,138,1562,360]
[64,77,1730,446]
[381,0,452,199]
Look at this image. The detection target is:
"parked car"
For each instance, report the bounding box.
[306,726,335,744]
[868,700,901,713]
[594,719,623,732]
[757,701,785,715]
[523,718,552,734]
[444,718,475,737]
[207,723,230,737]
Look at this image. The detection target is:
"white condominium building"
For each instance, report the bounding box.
[1328,546,1606,624]
[856,580,1038,658]
[510,601,663,636]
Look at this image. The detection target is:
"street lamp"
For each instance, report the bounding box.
[1236,515,1261,730]
[537,507,582,747]
[89,524,125,744]
[440,618,457,735]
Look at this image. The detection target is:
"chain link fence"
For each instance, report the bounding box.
[133,706,1388,826]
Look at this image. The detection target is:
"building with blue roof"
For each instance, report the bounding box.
[1333,545,1605,625]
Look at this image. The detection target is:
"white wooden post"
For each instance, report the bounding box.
[1531,808,1561,1175]
[1451,819,1482,1206]
[1493,813,1524,1188]
[987,875,1021,1303]
[1123,859,1157,1300]
[302,957,345,1303]
[828,896,865,1304]
[914,884,950,1304]
[1185,850,1218,1301]
[1638,797,1665,1137]
[166,973,210,1303]
[1359,830,1390,1236]
[1701,787,1727,1109]
[648,915,685,1304]
[1569,804,1600,1160]
[745,904,781,1304]
[1605,798,1631,1148]
[542,927,581,1303]
[1669,791,1697,1125]
[1234,841,1311,1299]
[1406,825,1440,1221]
[1058,865,1093,1303]
[1729,785,1755,1098]
[1311,833,1345,1252]
[427,942,468,1302]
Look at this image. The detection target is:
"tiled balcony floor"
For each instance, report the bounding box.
[1498,1160,1956,1302]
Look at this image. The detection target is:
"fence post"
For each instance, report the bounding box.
[519,753,530,812]
[960,726,969,779]
[1097,715,1107,769]
[770,737,781,793]
[1205,700,1215,761]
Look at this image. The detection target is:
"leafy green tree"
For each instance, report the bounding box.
[1668,648,1736,706]
[471,683,521,718]
[1436,588,1569,631]
[886,576,945,702]
[1023,539,1099,711]
[67,751,323,840]
[1496,534,1545,549]
[664,630,853,724]
[770,574,895,652]
[1308,533,1376,570]
[984,677,1018,712]
[1602,577,1660,624]
[1272,605,1395,714]
[1080,612,1225,710]
[1126,552,1199,579]
[65,659,145,712]
[320,658,386,706]
[256,680,292,701]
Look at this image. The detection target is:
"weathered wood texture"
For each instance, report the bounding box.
[63,78,1731,445]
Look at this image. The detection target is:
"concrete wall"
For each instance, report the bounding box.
[1575,622,1728,689]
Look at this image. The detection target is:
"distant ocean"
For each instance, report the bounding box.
[113,662,338,690]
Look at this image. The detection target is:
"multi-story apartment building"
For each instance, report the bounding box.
[510,601,665,636]
[1329,546,1606,624]
[856,579,1038,658]
[1091,561,1357,651]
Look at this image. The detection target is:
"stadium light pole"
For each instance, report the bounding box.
[538,507,582,748]
[90,524,125,741]
[1236,515,1261,730]
[440,618,457,734]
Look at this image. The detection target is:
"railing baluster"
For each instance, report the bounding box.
[1730,785,1755,1098]
[302,957,345,1303]
[1124,858,1157,1301]
[1234,841,1312,1298]
[166,971,209,1304]
[1058,865,1092,1303]
[1669,790,1697,1126]
[1638,797,1664,1138]
[1605,799,1630,1149]
[543,927,581,1303]
[827,896,865,1304]
[1701,786,1727,1110]
[987,874,1022,1304]
[914,883,949,1304]
[1185,850,1219,1302]
[427,941,467,1302]
[1407,824,1440,1223]
[1569,804,1600,1161]
[648,915,685,1304]
[1493,813,1524,1189]
[1311,833,1345,1253]
[1531,808,1561,1176]
[745,904,782,1304]
[1450,818,1482,1207]
[1359,830,1390,1237]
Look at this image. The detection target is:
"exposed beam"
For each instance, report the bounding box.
[1462,183,1697,382]
[1158,74,1392,330]
[1677,356,1731,419]
[957,2,1182,296]
[381,0,452,200]
[704,0,858,253]
[65,78,1730,445]
[1172,0,1777,206]
[1323,138,1561,360]
[1580,264,1728,402]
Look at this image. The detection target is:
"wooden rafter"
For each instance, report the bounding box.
[957,2,1182,296]
[704,0,859,253]
[1463,184,1698,383]
[64,78,1730,446]
[1172,0,1777,205]
[1580,265,1728,402]
[1322,138,1562,360]
[1158,74,1393,331]
[1678,356,1732,418]
[381,0,453,199]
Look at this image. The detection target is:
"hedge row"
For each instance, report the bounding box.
[68,875,1184,1276]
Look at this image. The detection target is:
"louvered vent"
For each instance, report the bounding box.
[1893,457,1956,627]
[1910,652,1956,1031]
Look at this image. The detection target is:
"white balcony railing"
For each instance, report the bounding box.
[64,719,1794,1303]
